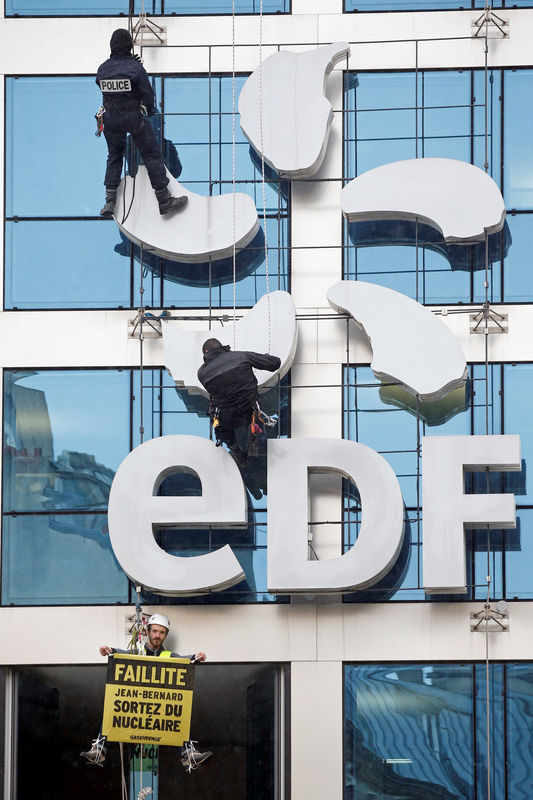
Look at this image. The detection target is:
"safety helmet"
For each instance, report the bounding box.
[147,613,170,631]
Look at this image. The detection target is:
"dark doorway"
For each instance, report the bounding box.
[11,662,288,800]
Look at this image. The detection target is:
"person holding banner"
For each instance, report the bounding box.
[80,613,212,771]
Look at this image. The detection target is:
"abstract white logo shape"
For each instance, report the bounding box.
[327,280,467,401]
[422,434,520,594]
[162,290,297,395]
[267,438,404,593]
[239,42,350,179]
[108,435,247,595]
[341,158,506,243]
[114,166,259,263]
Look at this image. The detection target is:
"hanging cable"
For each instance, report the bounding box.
[482,23,492,800]
[139,244,145,445]
[120,742,128,800]
[232,0,237,348]
[258,0,272,350]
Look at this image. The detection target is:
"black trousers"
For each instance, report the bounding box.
[103,109,168,191]
[217,407,253,450]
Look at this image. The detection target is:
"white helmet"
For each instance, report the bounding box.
[147,613,170,631]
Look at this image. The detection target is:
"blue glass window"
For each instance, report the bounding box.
[6,0,288,16]
[2,367,288,605]
[5,75,289,309]
[345,0,527,12]
[345,0,466,8]
[344,68,533,305]
[343,363,532,601]
[345,663,533,800]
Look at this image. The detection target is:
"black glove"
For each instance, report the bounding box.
[132,54,142,63]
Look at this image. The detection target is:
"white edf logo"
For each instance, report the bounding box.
[108,433,520,599]
[108,45,518,599]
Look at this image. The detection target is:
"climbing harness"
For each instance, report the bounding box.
[248,403,277,457]
[209,402,223,447]
[137,789,153,800]
[248,409,262,457]
[250,410,263,437]
[95,105,104,137]
[256,404,278,428]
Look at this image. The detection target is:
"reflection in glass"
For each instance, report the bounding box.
[2,367,289,606]
[507,663,533,799]
[3,370,130,513]
[346,0,466,8]
[378,380,471,428]
[6,77,103,217]
[1,514,128,605]
[5,220,131,309]
[503,213,533,301]
[117,226,267,289]
[344,69,510,305]
[343,364,533,601]
[345,663,476,800]
[6,0,288,13]
[5,74,289,310]
[344,663,533,800]
[503,70,533,210]
[346,220,510,273]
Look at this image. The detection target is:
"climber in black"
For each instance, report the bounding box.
[96,28,187,218]
[197,338,281,466]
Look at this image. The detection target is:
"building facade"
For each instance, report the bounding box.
[1,0,533,798]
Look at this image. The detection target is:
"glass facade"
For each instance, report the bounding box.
[345,0,530,12]
[2,368,289,605]
[345,662,533,799]
[344,69,533,304]
[5,0,289,16]
[4,75,289,310]
[343,363,532,601]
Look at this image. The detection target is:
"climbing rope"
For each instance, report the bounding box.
[481,28,493,800]
[258,0,272,351]
[119,743,128,800]
[232,0,237,348]
[230,0,272,350]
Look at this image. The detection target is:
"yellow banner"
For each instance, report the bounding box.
[101,654,194,746]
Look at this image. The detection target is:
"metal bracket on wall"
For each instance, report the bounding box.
[472,5,509,38]
[128,310,167,339]
[470,305,508,335]
[132,14,167,47]
[470,600,509,632]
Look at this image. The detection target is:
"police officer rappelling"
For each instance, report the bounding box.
[96,29,187,218]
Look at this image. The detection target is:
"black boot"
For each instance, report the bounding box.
[229,444,248,468]
[100,189,116,218]
[155,187,188,216]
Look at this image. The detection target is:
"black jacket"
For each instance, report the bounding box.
[198,346,281,412]
[96,49,156,115]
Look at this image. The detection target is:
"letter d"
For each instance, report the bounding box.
[267,438,404,592]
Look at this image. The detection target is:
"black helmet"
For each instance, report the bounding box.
[110,28,133,56]
[202,338,223,354]
[202,338,230,355]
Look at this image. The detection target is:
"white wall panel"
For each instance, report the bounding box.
[291,660,343,800]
